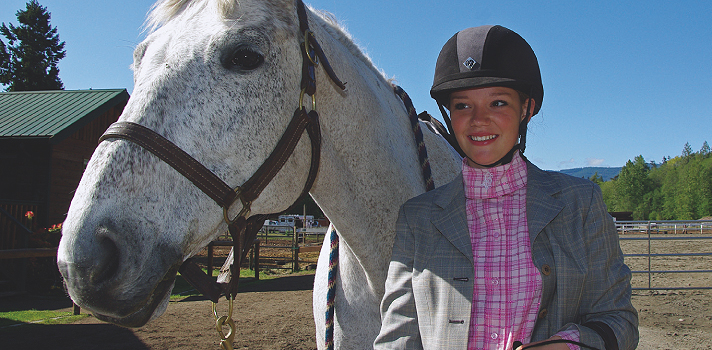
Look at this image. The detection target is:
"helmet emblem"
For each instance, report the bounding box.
[463,57,480,70]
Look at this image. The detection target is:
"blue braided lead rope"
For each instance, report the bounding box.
[324,86,435,350]
[393,84,435,192]
[325,225,338,350]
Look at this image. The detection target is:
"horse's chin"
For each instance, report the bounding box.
[90,268,178,328]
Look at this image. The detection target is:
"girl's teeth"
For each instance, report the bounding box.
[469,135,496,141]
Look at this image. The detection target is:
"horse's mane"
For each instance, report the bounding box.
[145,0,388,81]
[308,7,388,81]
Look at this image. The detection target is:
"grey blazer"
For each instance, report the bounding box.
[375,161,638,350]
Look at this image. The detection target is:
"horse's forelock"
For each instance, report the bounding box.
[146,0,237,32]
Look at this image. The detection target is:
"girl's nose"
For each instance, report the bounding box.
[469,107,490,126]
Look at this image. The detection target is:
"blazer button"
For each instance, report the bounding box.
[538,308,548,319]
[541,264,551,276]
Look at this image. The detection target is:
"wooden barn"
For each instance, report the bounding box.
[0,89,129,293]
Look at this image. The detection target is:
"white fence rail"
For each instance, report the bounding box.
[617,220,712,290]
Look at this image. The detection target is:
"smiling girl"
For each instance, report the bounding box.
[375,25,638,350]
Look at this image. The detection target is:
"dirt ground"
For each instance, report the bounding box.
[620,233,712,349]
[1,233,711,349]
[1,274,319,350]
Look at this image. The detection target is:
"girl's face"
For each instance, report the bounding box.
[448,86,534,168]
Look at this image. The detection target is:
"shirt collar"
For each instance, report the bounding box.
[462,151,528,199]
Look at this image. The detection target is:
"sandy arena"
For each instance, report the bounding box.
[1,233,710,349]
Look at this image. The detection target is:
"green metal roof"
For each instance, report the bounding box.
[0,89,129,144]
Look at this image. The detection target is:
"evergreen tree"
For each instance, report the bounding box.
[0,0,65,91]
[682,142,694,158]
[589,172,604,186]
[701,141,711,157]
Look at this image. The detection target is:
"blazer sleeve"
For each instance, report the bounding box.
[374,204,423,349]
[574,184,639,350]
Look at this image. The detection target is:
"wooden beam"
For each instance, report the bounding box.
[0,248,57,259]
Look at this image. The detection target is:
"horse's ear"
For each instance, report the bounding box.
[217,0,238,18]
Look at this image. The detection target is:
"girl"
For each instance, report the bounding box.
[374,25,638,350]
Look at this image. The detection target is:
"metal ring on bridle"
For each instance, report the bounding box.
[303,30,319,65]
[299,88,316,111]
[223,189,252,225]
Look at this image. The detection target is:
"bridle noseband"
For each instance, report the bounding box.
[98,0,345,303]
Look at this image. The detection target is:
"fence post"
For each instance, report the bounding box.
[207,242,214,277]
[647,223,652,290]
[249,243,254,270]
[293,226,299,272]
[254,240,260,280]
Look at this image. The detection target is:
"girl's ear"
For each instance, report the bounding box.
[522,98,536,122]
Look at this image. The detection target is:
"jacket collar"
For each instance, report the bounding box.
[429,160,564,261]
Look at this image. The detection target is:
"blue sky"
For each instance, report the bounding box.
[3,0,710,170]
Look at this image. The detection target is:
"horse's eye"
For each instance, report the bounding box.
[230,48,264,70]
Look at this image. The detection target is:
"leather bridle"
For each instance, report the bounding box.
[98,0,345,303]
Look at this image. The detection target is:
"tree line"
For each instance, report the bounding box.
[592,141,712,220]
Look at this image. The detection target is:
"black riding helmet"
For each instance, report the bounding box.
[430,25,543,167]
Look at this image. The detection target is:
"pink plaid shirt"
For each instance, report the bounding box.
[463,153,579,350]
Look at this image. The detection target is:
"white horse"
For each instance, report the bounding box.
[57,0,460,348]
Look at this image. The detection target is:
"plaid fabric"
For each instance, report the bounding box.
[463,153,579,350]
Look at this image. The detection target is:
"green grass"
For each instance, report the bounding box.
[0,309,88,329]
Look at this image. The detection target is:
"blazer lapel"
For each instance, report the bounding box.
[526,161,564,243]
[431,174,474,263]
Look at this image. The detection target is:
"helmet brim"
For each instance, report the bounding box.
[430,73,542,115]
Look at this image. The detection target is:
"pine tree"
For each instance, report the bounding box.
[682,142,694,158]
[0,0,66,91]
[701,141,711,157]
[589,172,604,186]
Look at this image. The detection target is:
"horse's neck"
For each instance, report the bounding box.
[307,16,461,294]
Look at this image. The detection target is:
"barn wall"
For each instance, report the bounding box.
[0,138,49,252]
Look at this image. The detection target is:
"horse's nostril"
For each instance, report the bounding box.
[90,236,120,284]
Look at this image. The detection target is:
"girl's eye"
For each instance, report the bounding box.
[453,102,469,110]
[492,100,508,107]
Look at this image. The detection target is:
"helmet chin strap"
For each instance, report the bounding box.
[470,143,521,168]
[437,95,533,168]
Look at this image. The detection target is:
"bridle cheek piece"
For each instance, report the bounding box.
[97,0,344,304]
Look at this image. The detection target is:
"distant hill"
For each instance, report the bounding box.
[558,167,622,181]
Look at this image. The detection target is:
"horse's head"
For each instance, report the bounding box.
[57,0,318,327]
